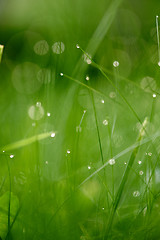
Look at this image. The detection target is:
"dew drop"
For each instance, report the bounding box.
[108,158,115,165]
[101,99,104,103]
[148,152,152,156]
[36,102,41,107]
[83,53,92,64]
[2,150,5,153]
[60,72,63,76]
[138,161,142,165]
[153,93,157,98]
[10,154,14,159]
[45,161,48,165]
[50,132,55,138]
[76,44,80,49]
[103,119,108,126]
[88,166,91,170]
[67,150,70,154]
[139,171,144,175]
[47,112,51,117]
[133,191,140,197]
[158,61,160,66]
[102,207,104,210]
[113,61,119,67]
[86,75,90,81]
[52,42,65,54]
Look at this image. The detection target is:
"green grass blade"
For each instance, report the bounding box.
[1,132,54,152]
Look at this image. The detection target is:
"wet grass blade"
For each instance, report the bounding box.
[105,119,148,239]
[1,132,54,152]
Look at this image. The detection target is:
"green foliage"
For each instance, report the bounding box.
[0,0,160,239]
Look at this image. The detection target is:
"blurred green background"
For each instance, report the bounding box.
[0,0,160,239]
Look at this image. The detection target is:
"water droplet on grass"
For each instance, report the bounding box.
[153,93,157,98]
[36,102,41,107]
[60,72,63,76]
[34,40,49,55]
[10,154,14,159]
[45,161,48,165]
[108,158,115,165]
[133,191,140,197]
[148,152,152,156]
[50,132,55,138]
[88,166,91,170]
[113,61,119,67]
[47,112,51,117]
[103,120,108,126]
[52,42,65,54]
[139,171,144,175]
[67,150,70,154]
[83,53,92,64]
[76,44,80,49]
[138,161,142,164]
[86,75,90,81]
[101,99,104,103]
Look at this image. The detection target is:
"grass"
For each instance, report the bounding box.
[0,0,160,239]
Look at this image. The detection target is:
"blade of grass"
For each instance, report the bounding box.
[105,118,148,239]
[1,131,54,152]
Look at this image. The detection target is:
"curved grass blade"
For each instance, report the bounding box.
[1,132,54,152]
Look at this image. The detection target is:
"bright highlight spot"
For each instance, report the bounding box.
[83,53,92,64]
[113,61,119,67]
[133,191,140,197]
[108,158,115,165]
[10,154,14,159]
[103,120,108,126]
[86,75,90,81]
[50,132,56,138]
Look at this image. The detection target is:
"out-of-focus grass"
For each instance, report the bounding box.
[0,0,160,239]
